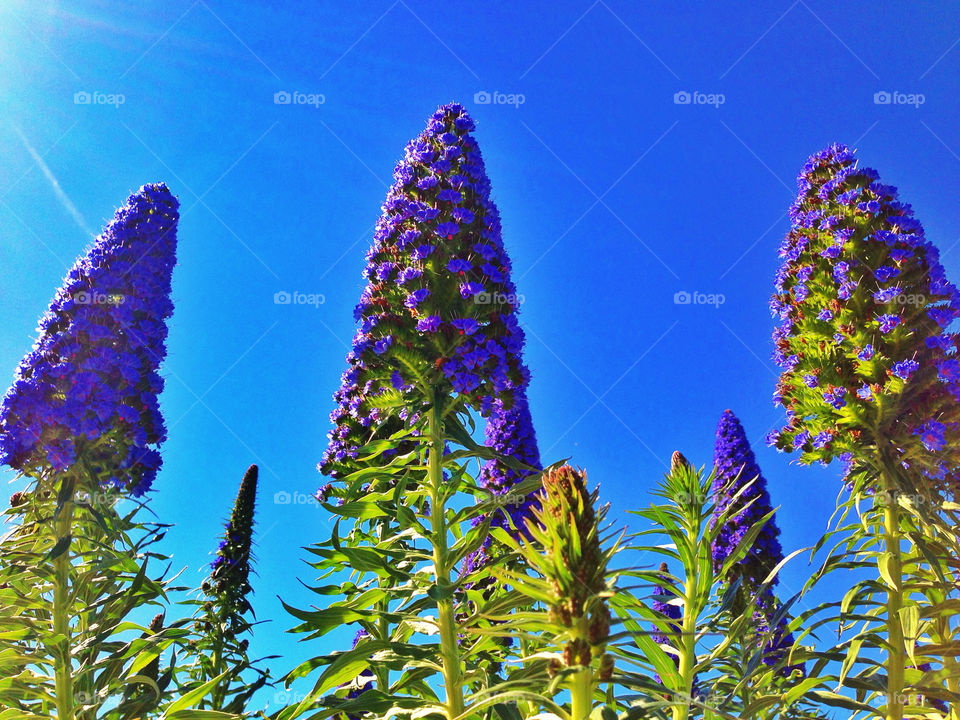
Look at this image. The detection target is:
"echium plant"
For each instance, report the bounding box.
[768,143,960,494]
[281,104,542,720]
[0,184,177,494]
[617,451,810,720]
[490,465,614,720]
[183,464,271,713]
[463,388,542,575]
[318,102,529,479]
[0,184,182,718]
[708,412,813,720]
[711,410,796,667]
[769,145,960,718]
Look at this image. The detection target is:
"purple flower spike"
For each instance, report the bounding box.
[319,104,533,479]
[771,143,960,494]
[711,411,799,674]
[711,410,784,596]
[463,388,542,576]
[0,183,179,495]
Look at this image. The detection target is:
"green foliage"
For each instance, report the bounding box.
[487,465,617,720]
[274,390,545,720]
[614,454,816,720]
[173,465,273,716]
[792,458,960,718]
[0,468,183,718]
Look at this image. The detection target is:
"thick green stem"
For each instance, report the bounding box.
[570,670,593,720]
[427,399,464,720]
[53,499,75,720]
[881,471,905,720]
[570,615,594,720]
[210,619,225,709]
[673,571,698,720]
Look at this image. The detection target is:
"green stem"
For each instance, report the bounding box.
[570,670,592,720]
[53,497,75,720]
[427,397,464,720]
[881,469,905,720]
[673,570,698,720]
[570,616,593,720]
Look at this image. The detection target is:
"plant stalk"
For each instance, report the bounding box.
[881,469,905,720]
[53,495,75,720]
[674,570,698,720]
[571,672,593,720]
[570,616,594,720]
[427,398,464,720]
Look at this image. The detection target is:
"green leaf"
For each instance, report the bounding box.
[877,551,898,591]
[164,671,231,713]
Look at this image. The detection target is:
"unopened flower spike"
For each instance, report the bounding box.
[529,465,613,681]
[670,451,690,474]
[209,464,258,617]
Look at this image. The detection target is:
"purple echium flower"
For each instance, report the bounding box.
[209,464,258,616]
[651,561,681,646]
[651,561,681,683]
[711,411,799,672]
[320,104,530,479]
[710,411,783,597]
[462,388,541,576]
[0,183,178,495]
[769,144,960,495]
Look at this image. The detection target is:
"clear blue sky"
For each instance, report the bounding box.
[1,1,959,710]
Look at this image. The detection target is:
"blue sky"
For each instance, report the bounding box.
[1,0,959,710]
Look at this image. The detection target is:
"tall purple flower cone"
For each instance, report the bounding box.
[0,183,178,495]
[319,103,530,479]
[711,410,798,671]
[711,410,782,595]
[769,144,960,496]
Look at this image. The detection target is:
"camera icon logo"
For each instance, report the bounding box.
[274,291,292,305]
[873,90,891,105]
[674,290,692,305]
[274,90,292,105]
[274,491,291,505]
[74,91,91,105]
[474,291,492,304]
[474,91,492,105]
[673,91,691,105]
